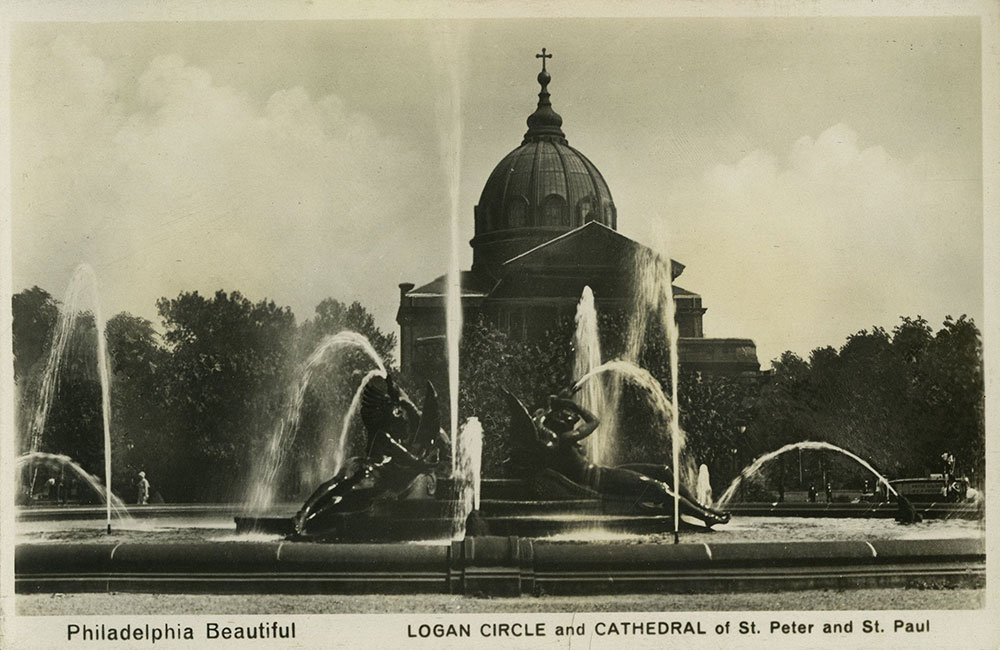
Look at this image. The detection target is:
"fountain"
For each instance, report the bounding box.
[451,417,483,540]
[627,247,686,541]
[333,368,389,476]
[25,264,116,533]
[433,28,464,477]
[16,452,130,519]
[572,286,609,465]
[12,49,984,607]
[574,360,673,431]
[716,440,899,508]
[235,361,725,541]
[15,274,983,598]
[696,464,712,508]
[246,331,387,514]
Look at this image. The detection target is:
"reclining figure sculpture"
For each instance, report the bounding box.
[294,375,448,536]
[505,389,731,528]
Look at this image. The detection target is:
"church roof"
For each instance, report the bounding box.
[477,139,614,230]
[487,274,699,301]
[502,221,685,280]
[406,271,494,298]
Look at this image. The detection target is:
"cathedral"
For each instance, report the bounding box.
[397,52,759,382]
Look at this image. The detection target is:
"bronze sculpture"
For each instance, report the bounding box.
[505,389,731,528]
[294,375,447,536]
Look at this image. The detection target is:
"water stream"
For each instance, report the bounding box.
[330,368,387,477]
[27,264,115,531]
[715,440,899,507]
[17,452,131,520]
[431,29,465,475]
[451,417,483,540]
[572,286,608,464]
[574,360,673,431]
[246,331,386,513]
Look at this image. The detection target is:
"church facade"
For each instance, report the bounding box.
[397,54,760,383]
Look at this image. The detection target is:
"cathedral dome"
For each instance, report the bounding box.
[471,53,616,275]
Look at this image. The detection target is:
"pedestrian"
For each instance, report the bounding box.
[825,482,833,503]
[808,484,817,503]
[941,452,956,483]
[136,471,150,505]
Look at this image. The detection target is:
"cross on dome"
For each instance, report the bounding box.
[525,48,565,143]
[536,48,552,72]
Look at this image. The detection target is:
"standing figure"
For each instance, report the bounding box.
[136,471,150,505]
[808,484,817,503]
[825,482,833,503]
[941,452,956,484]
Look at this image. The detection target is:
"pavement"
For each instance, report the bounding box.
[16,587,984,616]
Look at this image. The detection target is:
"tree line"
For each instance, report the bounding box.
[457,312,984,496]
[13,284,984,503]
[13,287,395,503]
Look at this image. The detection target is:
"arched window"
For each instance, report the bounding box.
[506,196,528,228]
[542,194,568,226]
[577,196,595,224]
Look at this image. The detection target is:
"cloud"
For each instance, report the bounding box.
[13,36,445,336]
[12,34,982,372]
[653,123,982,366]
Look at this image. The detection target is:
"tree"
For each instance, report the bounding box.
[304,298,397,367]
[29,312,105,477]
[916,315,984,482]
[105,313,170,499]
[744,316,985,494]
[679,371,759,492]
[743,351,813,494]
[456,315,572,476]
[157,290,296,501]
[12,286,60,383]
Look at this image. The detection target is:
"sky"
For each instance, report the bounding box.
[8,13,985,368]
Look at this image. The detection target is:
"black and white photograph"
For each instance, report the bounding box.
[1,2,995,648]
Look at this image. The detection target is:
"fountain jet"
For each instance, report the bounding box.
[17,452,131,520]
[27,264,115,533]
[428,27,466,475]
[715,440,899,508]
[572,286,608,465]
[574,360,673,435]
[451,417,483,540]
[247,331,386,514]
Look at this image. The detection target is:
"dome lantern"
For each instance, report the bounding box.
[524,48,566,144]
[471,49,616,276]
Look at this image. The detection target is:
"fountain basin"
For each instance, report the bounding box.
[233,474,982,542]
[16,536,983,597]
[726,501,983,519]
[235,497,704,541]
